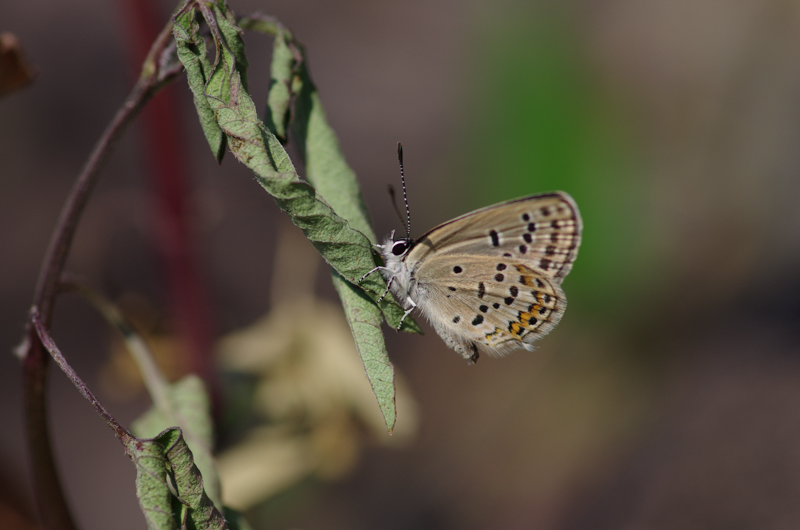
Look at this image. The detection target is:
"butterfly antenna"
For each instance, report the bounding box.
[397,142,412,238]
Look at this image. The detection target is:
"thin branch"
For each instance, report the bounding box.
[30,308,133,444]
[19,19,182,530]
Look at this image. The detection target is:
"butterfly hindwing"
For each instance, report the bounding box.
[414,255,567,357]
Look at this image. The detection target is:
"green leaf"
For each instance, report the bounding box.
[290,61,404,432]
[238,14,427,430]
[173,4,226,162]
[235,16,291,139]
[332,272,396,431]
[126,428,230,530]
[175,6,416,330]
[95,292,221,510]
[157,428,228,530]
[42,287,228,528]
[131,376,220,509]
[175,6,426,431]
[125,436,177,530]
[198,0,249,106]
[247,17,295,140]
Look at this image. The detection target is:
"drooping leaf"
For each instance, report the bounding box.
[132,375,220,509]
[332,272,396,431]
[157,428,228,530]
[174,5,425,431]
[238,14,422,430]
[124,436,177,530]
[173,4,226,162]
[175,5,417,331]
[76,281,224,510]
[287,42,401,432]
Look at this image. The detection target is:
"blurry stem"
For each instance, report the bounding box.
[18,20,181,530]
[60,279,174,420]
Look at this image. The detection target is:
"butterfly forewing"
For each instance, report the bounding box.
[408,193,581,283]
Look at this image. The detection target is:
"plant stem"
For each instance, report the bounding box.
[122,0,219,412]
[31,309,133,444]
[19,20,181,530]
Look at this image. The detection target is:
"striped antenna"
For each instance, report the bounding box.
[397,142,411,238]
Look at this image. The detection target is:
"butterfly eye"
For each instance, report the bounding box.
[391,240,411,256]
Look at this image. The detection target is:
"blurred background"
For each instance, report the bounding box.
[3,0,800,528]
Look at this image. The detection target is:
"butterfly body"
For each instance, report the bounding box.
[379,192,582,363]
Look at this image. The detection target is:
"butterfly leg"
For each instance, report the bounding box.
[357,266,397,303]
[396,297,417,330]
[356,266,394,284]
[377,275,395,302]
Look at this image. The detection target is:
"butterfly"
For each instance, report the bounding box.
[362,144,582,364]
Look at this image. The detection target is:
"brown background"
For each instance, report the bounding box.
[3,0,800,529]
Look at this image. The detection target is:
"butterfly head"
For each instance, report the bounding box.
[390,237,412,258]
[379,229,415,287]
[380,231,413,266]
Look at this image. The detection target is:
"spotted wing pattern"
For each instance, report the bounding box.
[406,192,581,358]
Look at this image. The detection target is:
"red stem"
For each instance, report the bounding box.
[121,0,218,406]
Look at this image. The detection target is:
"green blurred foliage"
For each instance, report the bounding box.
[460,5,658,320]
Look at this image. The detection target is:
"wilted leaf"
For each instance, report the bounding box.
[175,4,426,431]
[132,375,220,508]
[237,13,425,432]
[157,428,228,530]
[332,273,396,431]
[173,3,226,161]
[125,436,177,530]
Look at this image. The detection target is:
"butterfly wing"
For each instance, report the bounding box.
[405,192,581,358]
[409,192,581,282]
